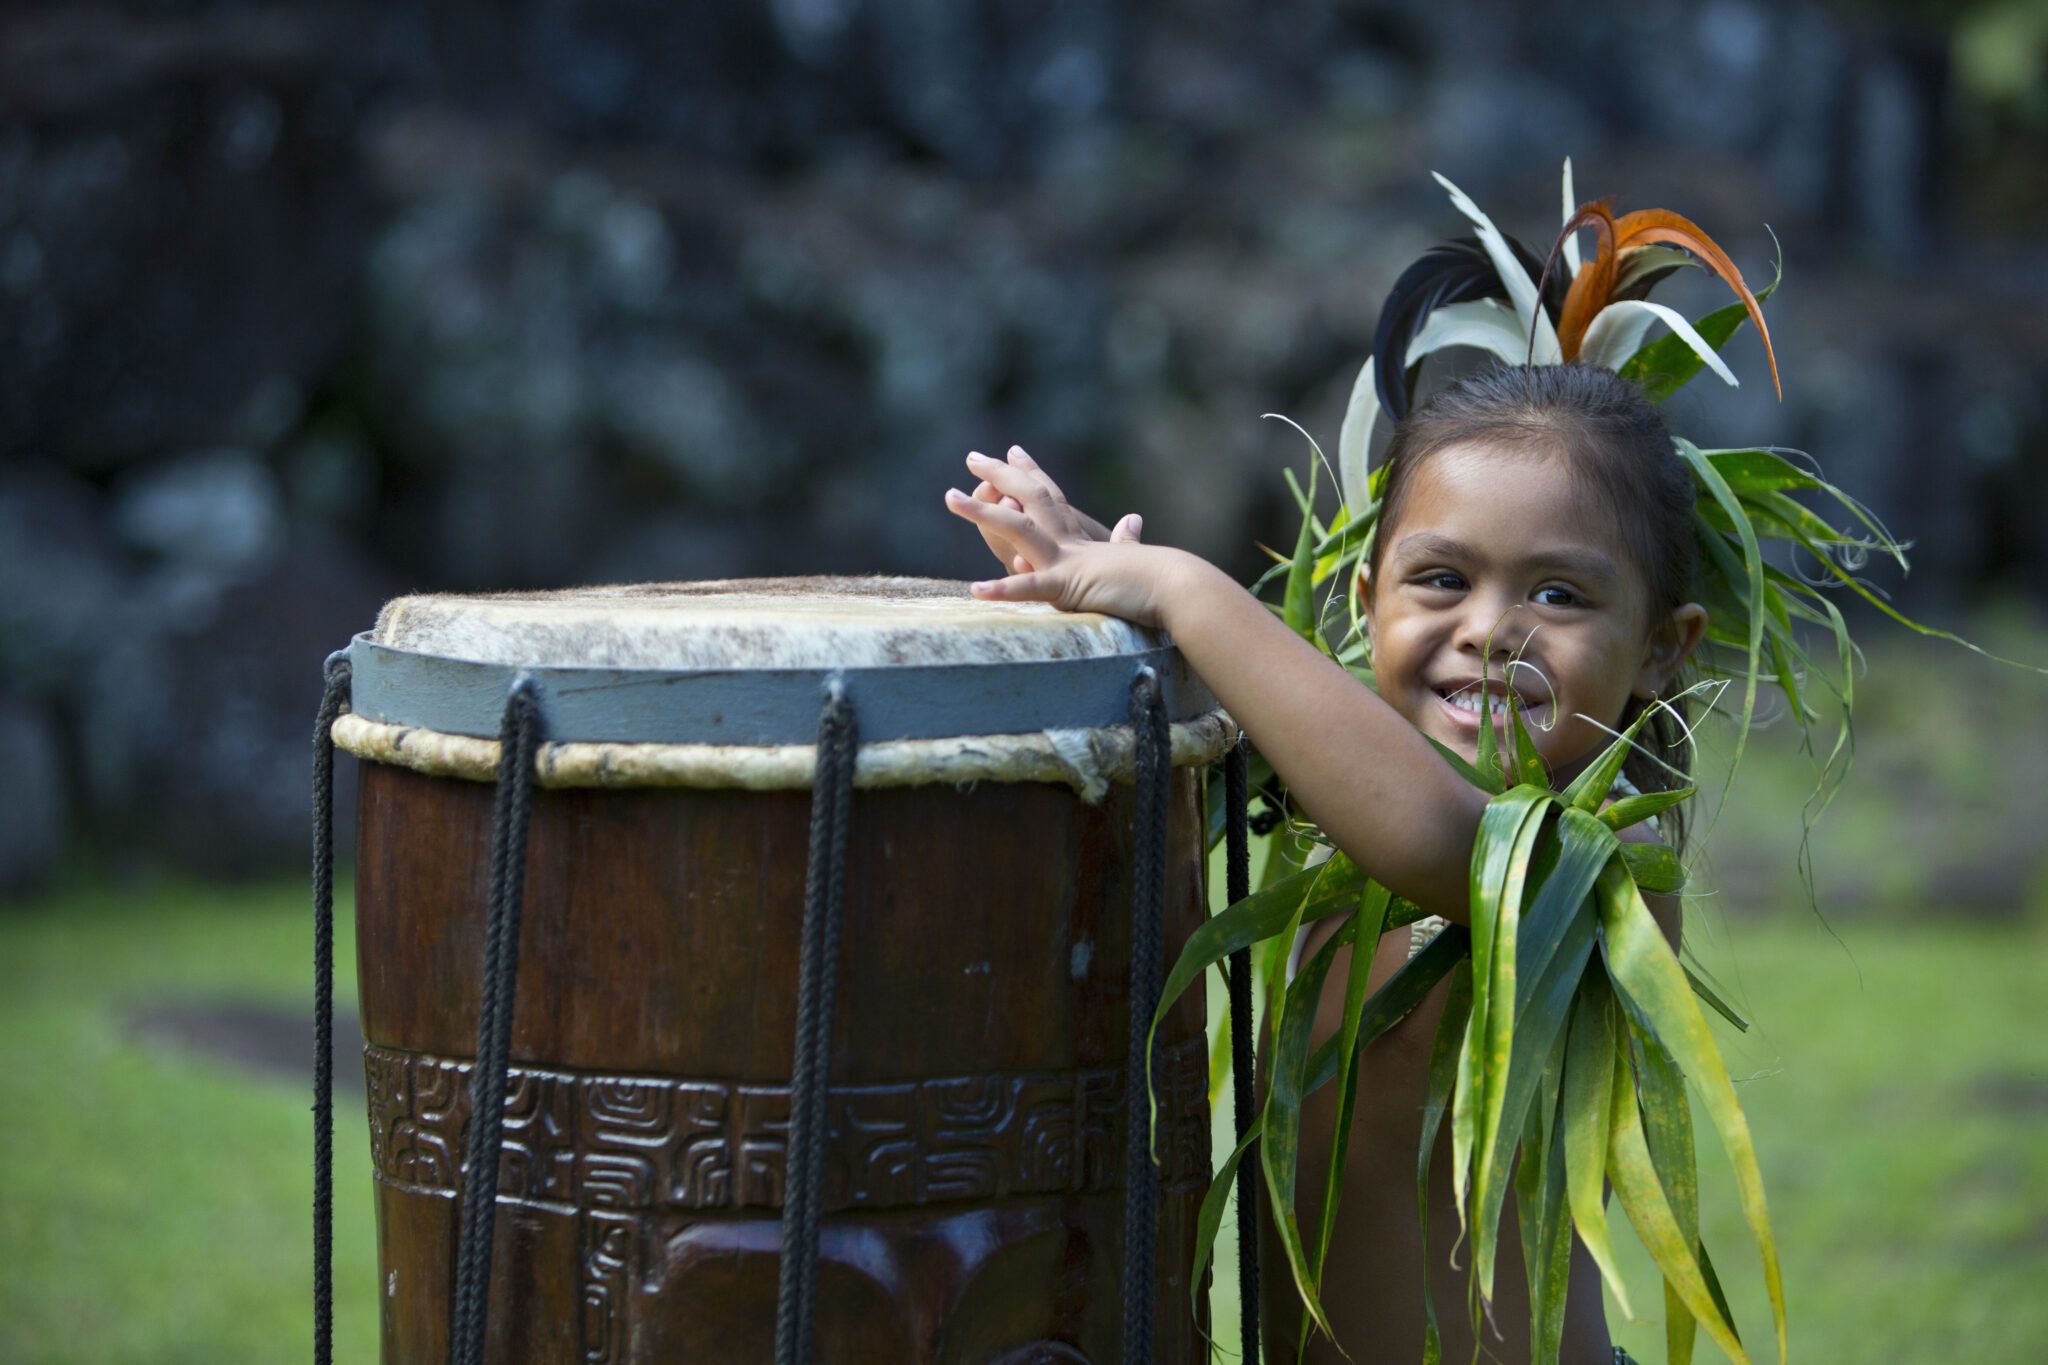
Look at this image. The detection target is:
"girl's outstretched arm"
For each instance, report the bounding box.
[1152,550,1486,920]
[943,455,1485,922]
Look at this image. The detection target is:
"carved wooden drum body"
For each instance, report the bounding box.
[333,577,1232,1363]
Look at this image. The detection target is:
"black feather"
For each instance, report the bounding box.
[1373,233,1568,422]
[1371,238,1501,422]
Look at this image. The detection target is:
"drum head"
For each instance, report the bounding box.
[347,576,1220,748]
[372,576,1160,670]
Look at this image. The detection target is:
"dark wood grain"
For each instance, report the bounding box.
[354,760,1215,1363]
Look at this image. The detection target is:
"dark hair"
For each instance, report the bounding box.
[1366,362,1701,852]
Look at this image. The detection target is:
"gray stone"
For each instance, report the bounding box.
[0,692,68,898]
[112,448,284,572]
[0,463,128,695]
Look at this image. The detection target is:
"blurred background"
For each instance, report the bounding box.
[1,0,2044,1361]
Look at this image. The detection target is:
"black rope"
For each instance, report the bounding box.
[311,651,351,1365]
[1123,667,1170,1365]
[775,682,859,1365]
[449,676,544,1365]
[1224,735,1261,1362]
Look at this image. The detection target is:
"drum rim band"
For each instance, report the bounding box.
[329,707,1238,799]
[345,633,1220,746]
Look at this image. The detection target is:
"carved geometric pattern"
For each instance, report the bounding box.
[578,1210,637,1364]
[362,1037,1211,1213]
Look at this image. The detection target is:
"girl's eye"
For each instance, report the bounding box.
[1535,585,1582,608]
[1415,571,1465,592]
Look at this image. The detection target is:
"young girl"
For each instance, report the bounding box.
[943,361,1703,1364]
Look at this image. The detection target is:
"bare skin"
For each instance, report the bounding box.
[943,442,1704,1362]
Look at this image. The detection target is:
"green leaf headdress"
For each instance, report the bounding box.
[1181,160,2032,1365]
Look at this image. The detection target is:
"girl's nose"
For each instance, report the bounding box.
[1454,595,1530,658]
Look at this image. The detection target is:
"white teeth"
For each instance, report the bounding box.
[1445,690,1523,715]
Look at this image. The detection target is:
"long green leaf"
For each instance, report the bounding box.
[1677,436,1768,832]
[1310,882,1393,1285]
[1605,1048,1750,1364]
[1261,911,1348,1342]
[1471,844,1600,1305]
[1561,975,1634,1316]
[1684,964,1750,1033]
[1619,840,1686,894]
[1417,960,1474,1365]
[1599,863,1786,1364]
[1703,447,1820,495]
[1516,1064,1549,1332]
[1152,850,1364,1049]
[1599,786,1696,833]
[1284,453,1320,640]
[1559,701,1661,814]
[1526,1033,1574,1365]
[1188,1114,1263,1324]
[1456,787,1555,1234]
[1427,734,1507,796]
[1701,1238,1745,1358]
[1514,809,1619,1011]
[1616,244,1780,402]
[1469,792,1560,1298]
[1627,1009,1703,1365]
[1764,500,2048,678]
[1506,673,1550,789]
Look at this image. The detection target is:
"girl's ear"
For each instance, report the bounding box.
[1356,562,1376,644]
[1634,601,1708,698]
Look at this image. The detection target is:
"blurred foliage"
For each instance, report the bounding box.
[1693,598,2048,920]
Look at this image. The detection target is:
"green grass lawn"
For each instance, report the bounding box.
[0,876,381,1364]
[8,634,2048,1365]
[4,876,2044,1363]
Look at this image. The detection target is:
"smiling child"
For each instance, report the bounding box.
[944,361,1703,1364]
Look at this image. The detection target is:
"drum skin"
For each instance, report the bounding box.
[354,758,1215,1363]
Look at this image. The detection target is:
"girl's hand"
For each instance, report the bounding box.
[943,449,1165,625]
[963,446,1133,574]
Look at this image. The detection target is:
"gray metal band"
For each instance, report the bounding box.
[344,633,1219,746]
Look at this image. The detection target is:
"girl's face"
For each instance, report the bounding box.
[1362,442,1706,786]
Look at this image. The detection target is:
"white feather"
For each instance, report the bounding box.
[1336,299,1534,509]
[1561,156,1582,277]
[1431,171,1563,364]
[1577,299,1739,386]
[1404,298,1531,370]
[1337,352,1380,515]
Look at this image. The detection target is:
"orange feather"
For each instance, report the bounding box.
[1544,199,1619,361]
[1611,208,1782,400]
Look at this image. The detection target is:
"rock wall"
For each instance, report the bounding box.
[1,0,2042,889]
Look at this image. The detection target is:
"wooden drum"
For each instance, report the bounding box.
[331,576,1235,1363]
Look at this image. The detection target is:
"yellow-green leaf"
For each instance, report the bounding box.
[1561,976,1634,1316]
[1598,863,1787,1364]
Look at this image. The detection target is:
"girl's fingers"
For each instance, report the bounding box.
[971,570,1052,602]
[1007,445,1066,502]
[944,487,1060,562]
[973,479,1022,514]
[1011,553,1032,572]
[967,451,1054,508]
[1109,513,1143,543]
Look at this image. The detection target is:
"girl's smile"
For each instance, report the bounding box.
[1363,442,1699,786]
